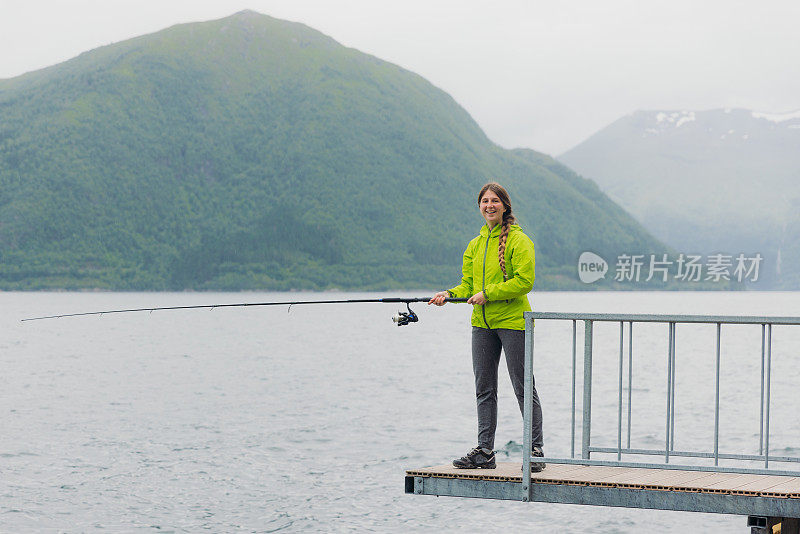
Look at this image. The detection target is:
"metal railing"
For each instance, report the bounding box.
[520,312,800,502]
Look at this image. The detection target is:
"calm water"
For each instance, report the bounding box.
[3,291,800,532]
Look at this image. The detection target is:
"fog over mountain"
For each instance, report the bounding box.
[559,108,800,287]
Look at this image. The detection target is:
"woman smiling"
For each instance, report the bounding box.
[428,182,544,471]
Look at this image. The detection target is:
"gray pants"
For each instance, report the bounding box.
[472,326,544,451]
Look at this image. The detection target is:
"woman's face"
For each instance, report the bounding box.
[479,189,506,228]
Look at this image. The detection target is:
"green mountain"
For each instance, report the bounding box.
[559,109,800,288]
[0,10,664,291]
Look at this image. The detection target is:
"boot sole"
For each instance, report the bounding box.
[523,463,546,472]
[453,461,496,469]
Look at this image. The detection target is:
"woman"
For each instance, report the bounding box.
[428,182,544,471]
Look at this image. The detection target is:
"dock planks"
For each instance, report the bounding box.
[406,463,800,498]
[406,462,800,517]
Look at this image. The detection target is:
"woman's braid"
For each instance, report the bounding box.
[498,211,515,280]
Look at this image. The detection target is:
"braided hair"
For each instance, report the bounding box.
[477,182,516,280]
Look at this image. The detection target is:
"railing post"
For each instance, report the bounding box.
[571,320,577,458]
[670,323,677,451]
[627,321,633,449]
[582,320,593,460]
[666,322,674,463]
[760,324,766,456]
[714,323,721,466]
[522,313,534,501]
[765,324,772,468]
[618,322,624,460]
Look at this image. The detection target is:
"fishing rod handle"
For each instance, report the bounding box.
[380,297,469,303]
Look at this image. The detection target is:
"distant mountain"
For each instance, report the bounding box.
[0,10,664,290]
[559,108,800,287]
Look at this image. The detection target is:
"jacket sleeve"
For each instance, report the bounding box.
[483,233,534,301]
[448,240,475,298]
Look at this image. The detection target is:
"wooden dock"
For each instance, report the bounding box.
[405,462,800,523]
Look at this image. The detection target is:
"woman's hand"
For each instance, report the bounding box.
[467,291,487,305]
[428,291,450,306]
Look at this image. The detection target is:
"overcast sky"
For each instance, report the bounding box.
[2,0,798,155]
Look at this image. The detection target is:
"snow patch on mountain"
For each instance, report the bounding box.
[655,111,696,127]
[640,108,800,140]
[751,109,800,123]
[675,113,696,128]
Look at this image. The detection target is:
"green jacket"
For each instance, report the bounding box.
[448,224,535,330]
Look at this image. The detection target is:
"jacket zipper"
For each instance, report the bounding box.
[481,230,491,329]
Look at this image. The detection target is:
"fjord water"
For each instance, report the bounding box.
[4,291,800,532]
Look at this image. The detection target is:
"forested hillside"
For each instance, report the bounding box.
[0,10,664,290]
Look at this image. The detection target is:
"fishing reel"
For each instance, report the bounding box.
[391,302,419,327]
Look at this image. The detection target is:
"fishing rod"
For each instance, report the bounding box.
[21,296,469,326]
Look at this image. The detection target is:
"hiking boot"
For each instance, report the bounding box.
[530,446,546,472]
[453,447,496,469]
[522,447,546,472]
